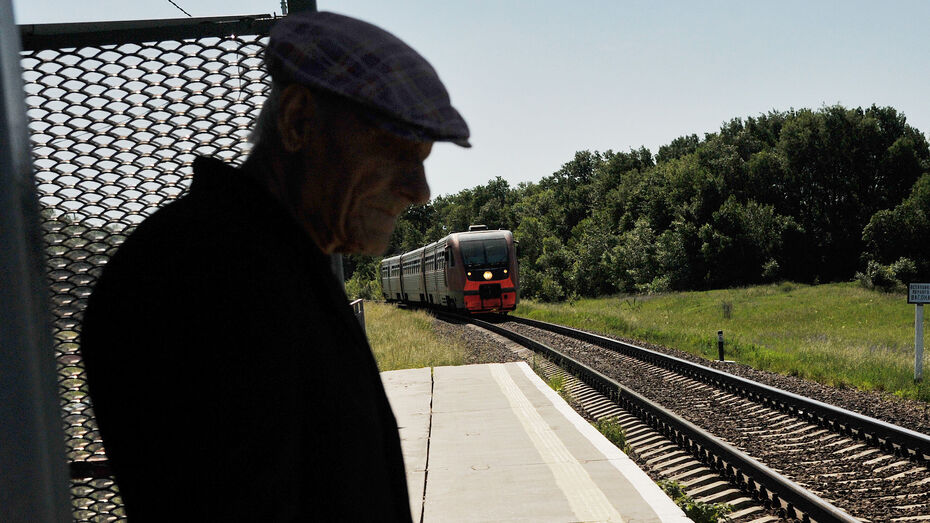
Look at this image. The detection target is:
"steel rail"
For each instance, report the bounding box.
[509,315,930,461]
[449,313,858,522]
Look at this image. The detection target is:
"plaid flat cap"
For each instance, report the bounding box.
[267,11,470,147]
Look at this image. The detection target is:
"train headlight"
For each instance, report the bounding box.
[467,272,472,276]
[483,271,493,280]
[503,269,508,274]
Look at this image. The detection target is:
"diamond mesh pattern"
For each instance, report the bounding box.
[21,32,271,520]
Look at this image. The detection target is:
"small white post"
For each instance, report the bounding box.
[917,304,925,382]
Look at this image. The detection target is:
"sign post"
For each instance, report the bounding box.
[717,330,724,361]
[909,283,930,382]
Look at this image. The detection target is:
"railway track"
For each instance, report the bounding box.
[435,311,930,522]
[528,356,778,523]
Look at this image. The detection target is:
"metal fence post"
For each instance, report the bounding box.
[0,0,72,520]
[350,299,367,336]
[717,330,724,362]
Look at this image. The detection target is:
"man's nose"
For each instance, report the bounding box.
[398,166,430,205]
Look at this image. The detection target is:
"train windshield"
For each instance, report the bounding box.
[460,238,508,267]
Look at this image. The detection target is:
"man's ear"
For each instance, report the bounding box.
[277,84,319,153]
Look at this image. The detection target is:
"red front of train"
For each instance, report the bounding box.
[380,226,519,314]
[454,231,518,313]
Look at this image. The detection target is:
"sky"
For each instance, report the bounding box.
[11,0,930,198]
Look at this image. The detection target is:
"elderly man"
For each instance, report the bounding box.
[80,11,468,521]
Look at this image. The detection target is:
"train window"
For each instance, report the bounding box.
[486,242,508,265]
[460,239,508,267]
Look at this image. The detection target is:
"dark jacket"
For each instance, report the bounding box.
[81,157,411,522]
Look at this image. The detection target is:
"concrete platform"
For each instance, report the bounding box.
[382,362,689,522]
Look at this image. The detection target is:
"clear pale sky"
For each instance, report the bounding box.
[12,0,930,198]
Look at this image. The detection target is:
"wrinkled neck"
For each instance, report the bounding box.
[241,145,339,254]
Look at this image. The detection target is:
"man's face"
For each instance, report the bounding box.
[298,106,433,255]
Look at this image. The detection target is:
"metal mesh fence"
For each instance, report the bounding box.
[20,19,273,520]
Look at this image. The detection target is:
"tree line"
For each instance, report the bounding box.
[346,104,930,301]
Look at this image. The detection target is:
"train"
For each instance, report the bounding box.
[380,225,519,313]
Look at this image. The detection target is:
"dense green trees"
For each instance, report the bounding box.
[860,173,930,288]
[346,104,930,300]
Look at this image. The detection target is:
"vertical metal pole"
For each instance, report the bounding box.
[359,300,366,336]
[917,304,925,382]
[717,330,724,362]
[0,0,72,520]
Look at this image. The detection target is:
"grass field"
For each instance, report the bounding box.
[366,302,467,371]
[514,282,930,402]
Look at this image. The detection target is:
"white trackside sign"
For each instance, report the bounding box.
[910,283,930,304]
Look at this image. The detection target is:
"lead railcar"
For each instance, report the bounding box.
[380,225,518,313]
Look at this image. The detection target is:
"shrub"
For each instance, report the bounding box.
[862,174,930,279]
[594,417,630,453]
[519,267,542,300]
[346,273,382,300]
[658,480,732,523]
[636,275,671,295]
[761,258,781,282]
[857,258,914,292]
[538,272,566,302]
[891,257,919,284]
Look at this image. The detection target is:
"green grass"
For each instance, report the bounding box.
[594,417,630,454]
[366,302,466,371]
[515,282,930,401]
[547,372,565,393]
[546,371,576,403]
[658,480,732,522]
